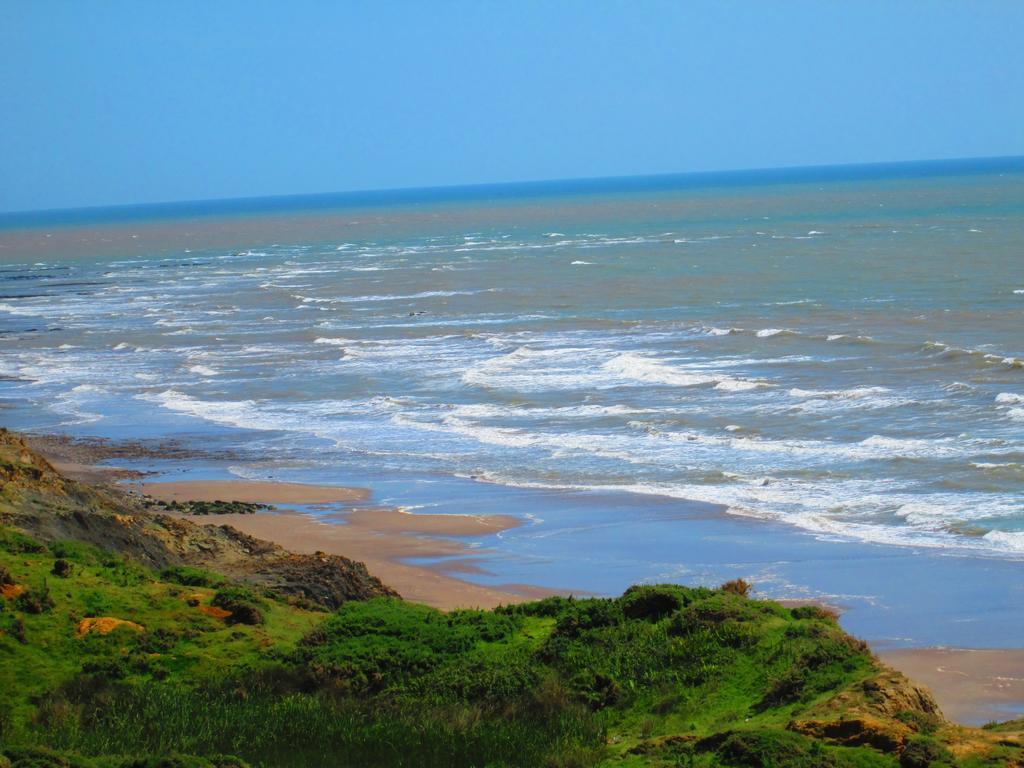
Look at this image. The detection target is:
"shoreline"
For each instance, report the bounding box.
[140,479,562,611]
[141,475,1024,727]
[18,434,1024,726]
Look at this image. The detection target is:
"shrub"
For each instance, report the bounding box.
[894,710,940,735]
[715,728,821,767]
[0,564,13,585]
[0,529,46,554]
[78,589,115,618]
[568,669,621,710]
[620,584,690,621]
[211,587,266,626]
[447,608,519,642]
[720,578,752,598]
[48,540,100,565]
[160,566,223,588]
[899,736,953,768]
[16,582,54,614]
[51,559,73,578]
[549,599,624,639]
[791,604,839,622]
[668,592,764,638]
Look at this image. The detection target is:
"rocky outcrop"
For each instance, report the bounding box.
[789,715,910,752]
[0,429,398,610]
[76,617,145,637]
[788,669,943,752]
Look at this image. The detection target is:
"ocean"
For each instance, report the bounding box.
[2,157,1023,646]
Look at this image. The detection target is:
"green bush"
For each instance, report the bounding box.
[16,582,55,614]
[899,736,953,768]
[48,540,101,565]
[549,599,624,639]
[211,587,266,626]
[0,529,46,554]
[715,728,821,767]
[620,584,691,621]
[791,605,839,622]
[160,566,223,588]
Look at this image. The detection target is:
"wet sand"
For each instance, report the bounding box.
[142,479,370,505]
[880,648,1024,726]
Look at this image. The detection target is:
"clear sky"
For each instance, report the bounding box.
[2,1,1023,213]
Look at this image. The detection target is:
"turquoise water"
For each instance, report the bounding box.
[2,159,1024,646]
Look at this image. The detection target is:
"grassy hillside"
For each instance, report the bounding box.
[3,528,1021,767]
[1,428,1021,767]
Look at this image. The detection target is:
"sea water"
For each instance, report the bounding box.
[2,158,1023,645]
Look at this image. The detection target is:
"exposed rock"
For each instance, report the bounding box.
[787,669,944,752]
[0,428,399,610]
[198,604,232,619]
[862,671,942,718]
[1,583,25,600]
[76,617,145,636]
[790,715,910,752]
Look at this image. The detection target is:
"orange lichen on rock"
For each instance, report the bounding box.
[76,617,145,637]
[198,604,232,619]
[1,583,25,599]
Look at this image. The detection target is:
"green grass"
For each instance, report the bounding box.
[1,525,1017,768]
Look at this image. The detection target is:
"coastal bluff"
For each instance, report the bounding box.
[0,428,397,609]
[1,428,1022,767]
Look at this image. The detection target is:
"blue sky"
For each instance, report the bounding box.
[2,1,1023,213]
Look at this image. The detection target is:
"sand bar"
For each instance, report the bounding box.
[145,478,544,610]
[323,506,521,536]
[186,506,538,610]
[142,479,370,504]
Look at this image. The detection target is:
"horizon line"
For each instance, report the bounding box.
[3,153,1023,224]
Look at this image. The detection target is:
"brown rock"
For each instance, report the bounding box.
[76,617,145,636]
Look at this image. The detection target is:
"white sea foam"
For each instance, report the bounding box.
[602,352,766,391]
[703,326,741,336]
[299,289,491,304]
[571,260,592,265]
[71,384,105,394]
[995,392,1024,405]
[785,386,910,411]
[789,386,891,399]
[983,530,1024,552]
[313,337,355,346]
[0,302,35,316]
[756,328,788,338]
[188,364,218,377]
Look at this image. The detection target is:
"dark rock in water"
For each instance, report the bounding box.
[141,496,273,516]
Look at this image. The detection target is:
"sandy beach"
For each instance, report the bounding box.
[880,648,1024,726]
[141,479,555,611]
